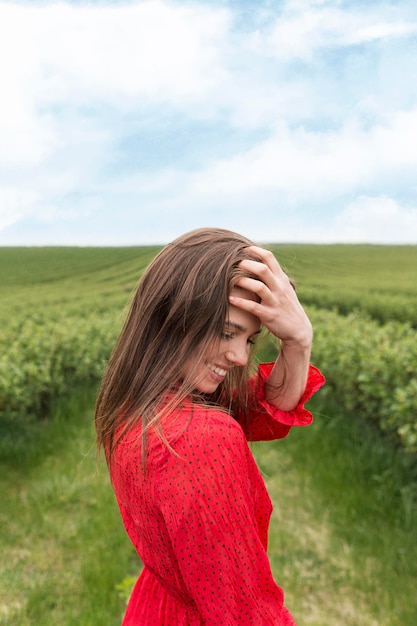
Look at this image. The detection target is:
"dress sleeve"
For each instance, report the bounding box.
[156,411,289,625]
[236,363,326,442]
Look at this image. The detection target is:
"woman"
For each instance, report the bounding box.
[95,228,325,625]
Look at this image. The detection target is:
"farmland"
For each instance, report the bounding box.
[1,244,416,450]
[1,244,416,324]
[1,244,416,625]
[0,246,158,322]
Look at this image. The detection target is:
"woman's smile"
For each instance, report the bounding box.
[206,363,228,377]
[183,288,262,394]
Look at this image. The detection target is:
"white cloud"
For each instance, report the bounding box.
[0,1,230,106]
[250,1,417,61]
[0,188,40,231]
[234,196,417,245]
[0,0,416,244]
[0,1,231,167]
[183,108,417,202]
[333,196,417,243]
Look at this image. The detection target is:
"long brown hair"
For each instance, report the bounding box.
[95,227,265,462]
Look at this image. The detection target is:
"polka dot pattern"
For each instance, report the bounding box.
[110,364,325,625]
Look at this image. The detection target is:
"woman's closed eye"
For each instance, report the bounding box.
[221,331,257,346]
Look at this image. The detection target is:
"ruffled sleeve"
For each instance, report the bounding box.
[237,363,326,442]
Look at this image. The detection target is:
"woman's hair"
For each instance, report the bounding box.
[95,227,266,463]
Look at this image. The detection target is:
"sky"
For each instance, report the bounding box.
[1,0,417,245]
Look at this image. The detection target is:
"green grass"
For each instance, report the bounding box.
[0,246,158,322]
[2,244,416,325]
[268,244,417,326]
[1,388,416,625]
[0,387,140,626]
[1,244,416,624]
[253,396,417,626]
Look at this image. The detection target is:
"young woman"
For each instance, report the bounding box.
[95,228,325,625]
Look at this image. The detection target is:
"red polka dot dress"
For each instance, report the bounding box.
[110,363,325,625]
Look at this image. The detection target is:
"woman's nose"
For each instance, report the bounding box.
[226,342,249,367]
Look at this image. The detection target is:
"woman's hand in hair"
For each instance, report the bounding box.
[229,246,312,350]
[229,246,312,409]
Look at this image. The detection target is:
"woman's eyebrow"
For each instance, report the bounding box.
[225,321,262,335]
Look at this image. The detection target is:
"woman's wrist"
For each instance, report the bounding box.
[279,325,313,354]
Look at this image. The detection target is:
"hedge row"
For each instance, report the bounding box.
[309,308,417,452]
[1,308,416,452]
[0,313,120,417]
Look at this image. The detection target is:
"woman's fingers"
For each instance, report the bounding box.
[244,245,287,276]
[234,249,292,305]
[230,245,312,346]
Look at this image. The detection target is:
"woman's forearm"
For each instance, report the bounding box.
[264,336,312,411]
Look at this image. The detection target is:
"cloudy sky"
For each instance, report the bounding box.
[1,0,417,245]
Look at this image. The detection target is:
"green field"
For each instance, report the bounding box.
[1,244,416,323]
[0,246,158,322]
[1,245,416,625]
[269,244,417,326]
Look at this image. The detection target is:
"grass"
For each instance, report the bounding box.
[1,244,416,624]
[2,244,416,325]
[0,246,158,322]
[1,389,416,625]
[0,386,140,626]
[254,396,417,626]
[269,244,417,326]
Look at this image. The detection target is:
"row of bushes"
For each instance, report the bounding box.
[0,313,120,418]
[301,290,417,328]
[309,308,417,452]
[1,307,416,452]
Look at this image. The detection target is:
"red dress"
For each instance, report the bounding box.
[110,363,325,625]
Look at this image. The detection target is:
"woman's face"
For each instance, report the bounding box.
[184,288,262,394]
